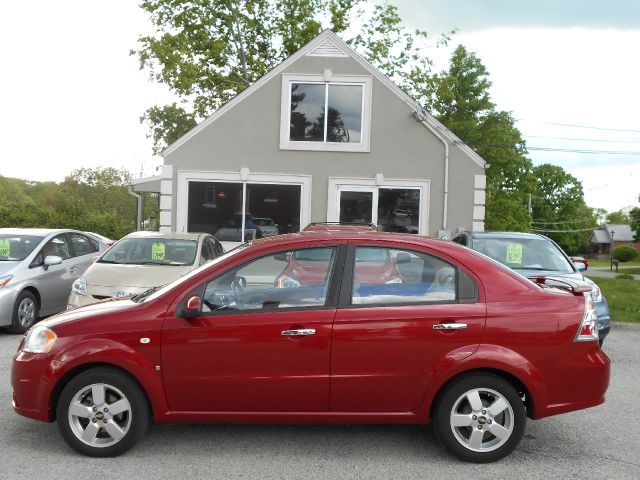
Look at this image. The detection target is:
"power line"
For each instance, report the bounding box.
[531,227,596,233]
[531,218,595,225]
[523,135,640,144]
[473,144,640,155]
[517,119,640,134]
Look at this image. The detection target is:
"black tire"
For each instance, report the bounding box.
[8,291,38,334]
[56,367,150,457]
[433,374,526,463]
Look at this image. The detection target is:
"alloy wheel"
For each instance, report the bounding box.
[449,387,514,452]
[67,383,132,448]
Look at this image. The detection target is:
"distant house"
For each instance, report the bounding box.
[130,30,488,239]
[590,224,638,255]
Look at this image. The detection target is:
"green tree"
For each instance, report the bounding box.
[133,0,446,153]
[426,45,534,231]
[529,164,597,254]
[630,205,640,241]
[606,209,631,224]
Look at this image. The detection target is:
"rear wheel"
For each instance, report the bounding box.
[8,291,38,334]
[434,374,526,462]
[56,367,149,457]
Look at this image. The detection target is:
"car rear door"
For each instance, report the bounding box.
[161,243,346,413]
[330,242,486,412]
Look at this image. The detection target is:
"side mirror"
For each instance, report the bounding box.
[43,255,62,270]
[573,261,587,272]
[182,295,201,319]
[274,252,290,261]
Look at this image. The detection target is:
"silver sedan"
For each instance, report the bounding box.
[0,228,107,333]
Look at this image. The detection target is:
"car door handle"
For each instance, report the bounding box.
[433,323,467,330]
[281,329,316,337]
[69,268,77,274]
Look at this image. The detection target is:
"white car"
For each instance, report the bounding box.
[214,228,261,252]
[67,231,223,309]
[253,218,279,237]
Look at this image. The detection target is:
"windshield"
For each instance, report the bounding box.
[472,237,573,274]
[0,235,43,261]
[138,243,251,303]
[99,238,198,266]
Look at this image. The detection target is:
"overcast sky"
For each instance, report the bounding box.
[0,1,638,213]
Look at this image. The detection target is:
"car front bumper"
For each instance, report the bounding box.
[0,285,20,327]
[12,349,54,422]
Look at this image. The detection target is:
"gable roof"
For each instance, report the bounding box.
[161,30,486,167]
[591,224,635,243]
[605,223,635,242]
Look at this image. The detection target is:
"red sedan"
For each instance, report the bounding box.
[11,231,609,462]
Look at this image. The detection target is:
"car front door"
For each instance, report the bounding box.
[330,243,486,412]
[30,234,74,314]
[161,244,345,413]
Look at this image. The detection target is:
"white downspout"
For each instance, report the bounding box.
[414,112,449,230]
[128,186,142,231]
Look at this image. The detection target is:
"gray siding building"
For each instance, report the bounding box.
[134,30,487,240]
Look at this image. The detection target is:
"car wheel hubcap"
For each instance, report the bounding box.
[68,383,132,448]
[449,387,514,452]
[18,298,35,327]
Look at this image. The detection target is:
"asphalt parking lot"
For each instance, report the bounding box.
[1,324,639,480]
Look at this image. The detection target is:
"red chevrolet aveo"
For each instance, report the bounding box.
[12,232,610,462]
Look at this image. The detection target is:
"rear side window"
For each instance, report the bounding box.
[67,233,99,257]
[350,247,458,305]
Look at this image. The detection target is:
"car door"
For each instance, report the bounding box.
[161,244,346,413]
[66,232,101,279]
[330,242,486,412]
[29,234,75,314]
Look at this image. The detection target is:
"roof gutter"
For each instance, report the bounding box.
[413,110,449,230]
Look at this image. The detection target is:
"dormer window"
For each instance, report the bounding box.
[280,74,372,152]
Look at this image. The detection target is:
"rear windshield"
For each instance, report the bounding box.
[472,237,573,273]
[99,238,197,266]
[0,235,43,261]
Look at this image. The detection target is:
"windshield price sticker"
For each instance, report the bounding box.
[151,242,166,261]
[506,243,523,264]
[0,239,10,257]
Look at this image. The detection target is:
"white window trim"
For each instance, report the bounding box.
[176,170,312,234]
[327,177,430,235]
[280,73,372,153]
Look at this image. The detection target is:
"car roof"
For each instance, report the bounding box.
[0,228,73,237]
[463,231,547,240]
[121,231,206,240]
[247,230,455,250]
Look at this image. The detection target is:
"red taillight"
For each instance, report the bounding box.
[575,294,599,342]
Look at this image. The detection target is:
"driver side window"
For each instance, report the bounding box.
[201,247,336,313]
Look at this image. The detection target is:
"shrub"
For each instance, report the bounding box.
[613,245,638,262]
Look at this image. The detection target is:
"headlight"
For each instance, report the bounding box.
[22,326,57,353]
[0,274,13,288]
[275,275,301,288]
[71,277,87,296]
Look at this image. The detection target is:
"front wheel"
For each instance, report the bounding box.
[8,291,38,334]
[56,367,150,457]
[434,374,526,462]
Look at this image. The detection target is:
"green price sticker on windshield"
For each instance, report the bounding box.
[506,243,523,264]
[151,242,165,261]
[0,239,10,258]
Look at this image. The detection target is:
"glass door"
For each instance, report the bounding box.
[338,187,377,225]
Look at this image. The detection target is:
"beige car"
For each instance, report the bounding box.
[67,231,224,309]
